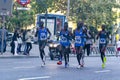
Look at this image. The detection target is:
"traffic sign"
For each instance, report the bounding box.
[17,0,30,6]
[0,0,13,16]
[17,7,30,10]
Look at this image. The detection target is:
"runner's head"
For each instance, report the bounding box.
[77,21,84,29]
[39,21,44,28]
[101,24,106,31]
[64,22,68,30]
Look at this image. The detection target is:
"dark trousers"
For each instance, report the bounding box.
[62,46,70,65]
[17,44,22,53]
[10,41,15,55]
[84,44,91,56]
[0,40,7,53]
[26,42,32,54]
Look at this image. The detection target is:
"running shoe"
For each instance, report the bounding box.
[77,65,81,69]
[102,63,105,68]
[57,61,62,65]
[104,57,107,63]
[14,53,18,56]
[67,62,69,67]
[43,61,45,65]
[80,60,84,67]
[41,62,45,67]
[80,64,84,67]
[65,63,69,68]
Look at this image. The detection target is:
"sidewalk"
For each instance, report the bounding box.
[0,44,49,58]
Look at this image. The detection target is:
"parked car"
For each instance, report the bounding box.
[7,32,13,41]
[6,32,14,46]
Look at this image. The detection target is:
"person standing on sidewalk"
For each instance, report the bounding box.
[12,28,19,55]
[0,27,8,53]
[84,25,93,56]
[25,30,32,55]
[17,29,23,54]
[22,30,27,55]
[36,21,51,67]
[96,25,109,68]
[116,39,120,57]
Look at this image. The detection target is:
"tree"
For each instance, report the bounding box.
[50,0,120,33]
[4,0,120,33]
[5,0,54,31]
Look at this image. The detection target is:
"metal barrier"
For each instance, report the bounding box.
[91,46,99,55]
[106,46,116,54]
[90,44,116,55]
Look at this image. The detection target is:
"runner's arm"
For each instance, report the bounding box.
[46,28,51,39]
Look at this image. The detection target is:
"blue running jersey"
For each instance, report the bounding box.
[99,31,107,45]
[74,29,85,47]
[38,28,48,40]
[60,30,70,46]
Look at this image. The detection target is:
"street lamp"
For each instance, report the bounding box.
[45,0,47,28]
[67,0,70,20]
[13,3,18,27]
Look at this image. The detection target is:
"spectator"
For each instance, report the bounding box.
[22,30,27,55]
[17,29,23,54]
[12,28,19,55]
[25,30,32,55]
[0,27,8,54]
[84,25,93,56]
[116,39,120,57]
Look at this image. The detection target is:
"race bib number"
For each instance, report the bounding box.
[100,38,106,44]
[75,36,81,44]
[40,33,47,40]
[61,36,67,42]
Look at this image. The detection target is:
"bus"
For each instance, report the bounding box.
[36,14,67,39]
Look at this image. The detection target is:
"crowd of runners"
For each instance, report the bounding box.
[36,21,111,69]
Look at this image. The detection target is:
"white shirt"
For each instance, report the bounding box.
[86,30,92,44]
[116,41,120,48]
[25,31,32,43]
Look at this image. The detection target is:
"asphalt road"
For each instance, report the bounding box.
[0,56,120,80]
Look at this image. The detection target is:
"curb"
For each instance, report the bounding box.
[0,54,116,59]
[0,55,39,59]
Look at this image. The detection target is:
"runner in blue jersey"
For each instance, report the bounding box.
[36,21,51,67]
[96,25,109,68]
[73,22,87,68]
[57,22,72,68]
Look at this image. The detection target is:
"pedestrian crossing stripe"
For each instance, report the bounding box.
[95,70,111,73]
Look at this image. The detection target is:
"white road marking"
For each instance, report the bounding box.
[18,76,51,80]
[14,66,36,69]
[13,61,31,64]
[95,70,111,73]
